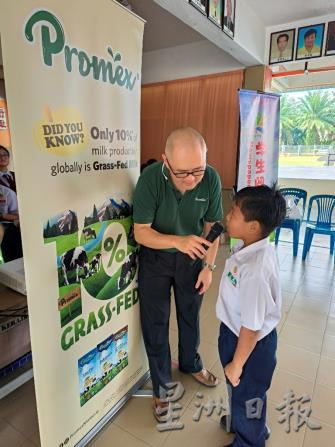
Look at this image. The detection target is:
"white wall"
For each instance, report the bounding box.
[142,39,243,84]
[279,177,335,200]
[234,0,266,63]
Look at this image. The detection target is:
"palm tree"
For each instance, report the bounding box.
[279,95,298,145]
[296,90,335,146]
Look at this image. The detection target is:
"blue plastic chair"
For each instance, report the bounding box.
[275,188,307,256]
[302,194,335,262]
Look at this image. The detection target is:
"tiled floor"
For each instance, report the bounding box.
[0,239,334,447]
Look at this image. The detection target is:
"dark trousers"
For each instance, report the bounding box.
[218,323,277,447]
[139,246,204,397]
[1,223,23,262]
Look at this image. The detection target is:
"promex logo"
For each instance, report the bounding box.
[24,10,139,91]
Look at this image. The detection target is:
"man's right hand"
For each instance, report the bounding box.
[175,235,212,260]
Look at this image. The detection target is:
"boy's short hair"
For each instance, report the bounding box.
[235,185,286,237]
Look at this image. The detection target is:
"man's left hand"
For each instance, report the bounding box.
[195,268,212,294]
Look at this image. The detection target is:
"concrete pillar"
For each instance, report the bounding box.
[243,65,272,92]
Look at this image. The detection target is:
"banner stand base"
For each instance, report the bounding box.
[132,389,153,397]
[76,370,150,447]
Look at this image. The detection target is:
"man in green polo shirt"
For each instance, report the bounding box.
[133,127,223,421]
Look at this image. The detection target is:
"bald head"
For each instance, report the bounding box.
[165,127,207,159]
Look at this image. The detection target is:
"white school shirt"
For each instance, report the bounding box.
[0,184,18,216]
[216,237,282,341]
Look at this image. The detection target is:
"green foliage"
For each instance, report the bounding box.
[45,233,79,256]
[280,95,298,145]
[280,89,335,147]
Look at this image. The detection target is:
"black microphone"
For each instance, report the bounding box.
[190,222,225,266]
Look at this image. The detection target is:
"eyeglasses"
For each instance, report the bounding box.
[0,153,9,158]
[165,158,206,179]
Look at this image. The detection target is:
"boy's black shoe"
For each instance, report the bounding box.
[219,415,234,433]
[220,415,271,439]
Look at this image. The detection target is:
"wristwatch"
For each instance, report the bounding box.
[203,261,216,271]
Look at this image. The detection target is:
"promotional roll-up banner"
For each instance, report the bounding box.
[237,89,280,190]
[0,1,147,446]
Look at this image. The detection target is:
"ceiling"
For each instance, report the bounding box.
[248,0,335,26]
[130,0,205,52]
[271,55,335,91]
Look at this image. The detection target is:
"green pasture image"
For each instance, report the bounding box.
[279,155,325,167]
[80,381,104,407]
[45,232,78,256]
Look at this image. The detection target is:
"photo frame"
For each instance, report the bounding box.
[269,29,295,65]
[223,0,236,39]
[296,23,325,60]
[208,0,223,28]
[325,21,335,56]
[189,0,208,15]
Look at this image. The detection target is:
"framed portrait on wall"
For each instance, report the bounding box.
[208,0,223,28]
[296,23,325,60]
[269,29,295,64]
[189,0,208,15]
[325,21,335,56]
[223,0,236,38]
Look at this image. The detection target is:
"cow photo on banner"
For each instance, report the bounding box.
[0,1,147,446]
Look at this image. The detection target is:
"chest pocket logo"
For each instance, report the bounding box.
[227,265,238,287]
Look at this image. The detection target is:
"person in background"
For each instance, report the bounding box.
[0,184,22,262]
[217,185,286,447]
[0,224,4,248]
[140,158,157,173]
[0,145,16,193]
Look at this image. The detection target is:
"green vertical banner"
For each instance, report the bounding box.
[0,1,147,446]
[237,89,280,190]
[235,89,280,247]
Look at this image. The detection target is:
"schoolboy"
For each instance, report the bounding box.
[216,185,286,447]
